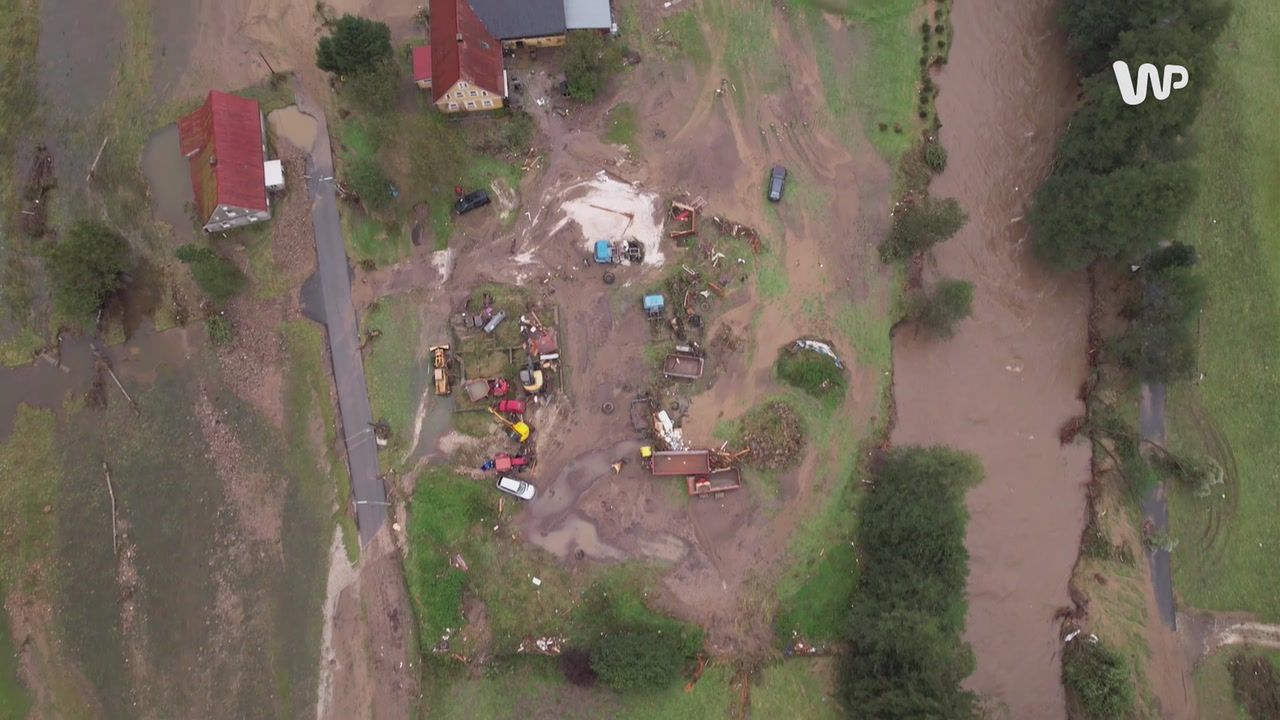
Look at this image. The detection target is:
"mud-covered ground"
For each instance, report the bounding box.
[357,0,897,673]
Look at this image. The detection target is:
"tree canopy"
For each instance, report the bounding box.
[562,31,622,102]
[906,279,974,339]
[879,198,967,262]
[176,244,246,304]
[316,15,393,76]
[44,221,131,320]
[346,156,395,212]
[838,446,981,718]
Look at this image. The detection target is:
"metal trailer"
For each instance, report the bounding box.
[650,450,712,477]
[662,353,705,380]
[687,467,743,496]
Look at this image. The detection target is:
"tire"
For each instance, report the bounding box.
[603,272,616,285]
[601,402,615,415]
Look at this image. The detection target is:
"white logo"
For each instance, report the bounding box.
[1112,61,1189,106]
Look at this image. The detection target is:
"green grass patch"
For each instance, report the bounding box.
[702,0,788,116]
[283,321,357,561]
[406,467,494,647]
[775,346,847,405]
[243,224,286,299]
[0,406,57,594]
[657,11,711,67]
[362,293,427,463]
[1165,0,1280,622]
[343,212,412,266]
[751,660,841,720]
[0,612,30,720]
[773,538,858,642]
[605,103,638,146]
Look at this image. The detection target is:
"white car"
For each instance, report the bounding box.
[496,476,536,501]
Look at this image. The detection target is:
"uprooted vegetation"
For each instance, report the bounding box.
[1062,639,1136,720]
[735,400,805,471]
[775,345,846,403]
[1228,651,1280,720]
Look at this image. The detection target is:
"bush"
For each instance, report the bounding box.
[562,31,623,102]
[905,279,973,339]
[589,628,690,691]
[1228,652,1280,720]
[879,197,967,262]
[176,244,246,303]
[775,347,846,399]
[1110,265,1205,381]
[44,220,131,321]
[838,447,981,718]
[347,156,394,212]
[1062,641,1135,720]
[347,58,400,114]
[316,14,392,76]
[924,142,948,172]
[206,315,234,346]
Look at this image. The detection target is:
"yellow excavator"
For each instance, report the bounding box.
[487,406,531,443]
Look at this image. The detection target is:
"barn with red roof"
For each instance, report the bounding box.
[177,91,272,232]
[425,0,508,113]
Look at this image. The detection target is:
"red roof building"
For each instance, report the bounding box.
[428,0,507,112]
[412,46,433,88]
[177,91,271,233]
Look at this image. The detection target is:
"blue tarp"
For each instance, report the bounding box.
[594,240,613,263]
[643,295,665,312]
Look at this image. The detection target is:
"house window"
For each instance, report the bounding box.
[465,101,477,109]
[470,90,478,97]
[226,209,238,217]
[480,90,487,96]
[482,99,493,107]
[459,81,468,89]
[448,102,459,110]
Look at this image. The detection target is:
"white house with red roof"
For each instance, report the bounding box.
[177,91,271,232]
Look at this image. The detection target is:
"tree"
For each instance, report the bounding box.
[44,221,130,320]
[1062,641,1136,720]
[1029,162,1196,269]
[348,58,401,114]
[316,15,392,76]
[176,244,246,303]
[562,31,622,102]
[879,197,967,262]
[1144,241,1198,273]
[589,627,689,691]
[347,156,394,212]
[1110,265,1204,381]
[906,279,973,339]
[1059,0,1229,76]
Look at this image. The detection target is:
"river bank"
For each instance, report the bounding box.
[888,0,1089,716]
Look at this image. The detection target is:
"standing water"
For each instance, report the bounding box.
[267,106,318,152]
[889,1,1087,718]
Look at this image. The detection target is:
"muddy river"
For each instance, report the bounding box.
[889,0,1088,717]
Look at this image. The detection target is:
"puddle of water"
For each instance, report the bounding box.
[268,106,317,152]
[530,516,626,560]
[141,124,196,239]
[889,1,1087,717]
[406,392,456,468]
[521,439,641,558]
[0,324,203,441]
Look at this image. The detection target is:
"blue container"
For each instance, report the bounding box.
[594,240,613,263]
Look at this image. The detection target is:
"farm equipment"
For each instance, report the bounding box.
[668,199,704,241]
[646,449,712,477]
[662,349,705,380]
[488,406,532,443]
[430,345,451,395]
[519,363,545,394]
[481,452,533,473]
[463,377,510,403]
[643,294,666,320]
[687,468,742,496]
[593,239,645,264]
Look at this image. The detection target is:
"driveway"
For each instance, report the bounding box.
[1140,381,1176,629]
[294,85,387,544]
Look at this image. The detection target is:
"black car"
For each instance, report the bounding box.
[767,165,787,202]
[455,189,491,215]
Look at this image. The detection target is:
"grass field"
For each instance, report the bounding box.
[361,293,427,464]
[1193,647,1280,720]
[751,659,841,719]
[605,103,638,146]
[1165,0,1280,621]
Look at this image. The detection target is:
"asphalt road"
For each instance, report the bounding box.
[295,87,387,544]
[1139,382,1177,629]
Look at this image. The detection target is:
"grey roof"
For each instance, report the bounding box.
[468,0,566,40]
[564,0,611,29]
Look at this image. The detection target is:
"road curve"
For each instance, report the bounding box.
[294,84,387,544]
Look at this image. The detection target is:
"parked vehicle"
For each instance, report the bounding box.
[488,406,532,443]
[496,476,536,500]
[767,165,787,202]
[494,399,527,416]
[483,310,506,334]
[493,452,532,473]
[455,189,491,215]
[643,294,666,319]
[430,345,450,395]
[593,239,645,264]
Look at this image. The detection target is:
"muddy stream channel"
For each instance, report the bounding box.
[890,0,1088,717]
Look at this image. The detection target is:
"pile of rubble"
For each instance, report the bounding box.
[739,400,805,470]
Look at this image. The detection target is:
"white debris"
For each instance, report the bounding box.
[554,171,665,266]
[792,339,844,369]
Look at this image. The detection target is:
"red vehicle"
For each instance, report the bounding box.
[494,453,532,473]
[494,399,527,416]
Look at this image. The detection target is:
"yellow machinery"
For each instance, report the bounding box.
[488,406,531,443]
[430,345,450,395]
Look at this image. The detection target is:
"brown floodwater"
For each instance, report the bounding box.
[141,124,196,238]
[889,1,1088,718]
[267,106,318,152]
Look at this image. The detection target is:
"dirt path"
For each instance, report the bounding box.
[889,1,1089,717]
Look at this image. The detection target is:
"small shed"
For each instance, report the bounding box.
[263,160,284,191]
[564,0,612,30]
[412,46,433,90]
